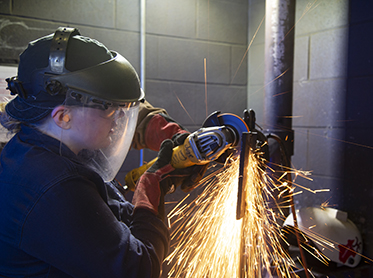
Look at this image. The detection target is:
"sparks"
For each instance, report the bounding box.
[164,144,370,277]
[165,151,297,277]
[166,160,242,277]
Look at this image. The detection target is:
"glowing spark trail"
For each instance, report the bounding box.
[165,151,297,278]
[166,161,242,277]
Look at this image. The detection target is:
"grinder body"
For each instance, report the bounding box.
[125,113,249,190]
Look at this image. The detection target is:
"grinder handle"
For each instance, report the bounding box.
[124,145,197,191]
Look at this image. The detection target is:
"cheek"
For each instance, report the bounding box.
[74,116,112,149]
[89,119,113,146]
[95,118,113,134]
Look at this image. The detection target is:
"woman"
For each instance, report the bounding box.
[0,27,183,278]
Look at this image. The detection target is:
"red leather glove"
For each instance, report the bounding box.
[160,164,208,194]
[132,140,175,219]
[144,114,188,151]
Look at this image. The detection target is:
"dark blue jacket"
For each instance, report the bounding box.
[0,125,169,277]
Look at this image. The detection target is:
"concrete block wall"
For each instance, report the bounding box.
[343,0,373,263]
[144,0,248,133]
[0,0,248,179]
[292,0,349,210]
[4,0,373,271]
[248,0,373,261]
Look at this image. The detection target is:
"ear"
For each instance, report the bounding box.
[51,106,71,129]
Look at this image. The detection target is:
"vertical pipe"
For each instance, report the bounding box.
[139,0,146,166]
[140,0,146,89]
[264,0,295,157]
[264,2,311,277]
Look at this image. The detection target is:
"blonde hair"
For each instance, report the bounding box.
[0,100,53,134]
[0,101,22,133]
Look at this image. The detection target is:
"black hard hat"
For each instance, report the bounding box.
[5,27,144,123]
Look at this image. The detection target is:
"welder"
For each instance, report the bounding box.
[0,27,202,278]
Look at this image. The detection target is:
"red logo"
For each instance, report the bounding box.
[338,237,361,264]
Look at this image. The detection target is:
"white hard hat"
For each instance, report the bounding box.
[283,207,362,268]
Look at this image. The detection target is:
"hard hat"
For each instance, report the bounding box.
[5,27,144,123]
[5,27,145,182]
[283,207,363,268]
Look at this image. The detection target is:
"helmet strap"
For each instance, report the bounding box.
[49,27,80,74]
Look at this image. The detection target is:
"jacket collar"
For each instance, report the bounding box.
[19,124,81,164]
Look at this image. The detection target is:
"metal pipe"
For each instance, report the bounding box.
[264,0,295,157]
[264,2,311,277]
[140,0,146,89]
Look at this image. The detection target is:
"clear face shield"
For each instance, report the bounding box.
[64,91,140,182]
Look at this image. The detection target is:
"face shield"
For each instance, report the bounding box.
[64,91,140,182]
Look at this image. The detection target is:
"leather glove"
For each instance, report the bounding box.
[160,132,209,194]
[160,164,208,193]
[132,139,175,220]
[171,132,189,146]
[142,113,189,151]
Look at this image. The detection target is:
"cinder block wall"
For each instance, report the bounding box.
[0,0,248,176]
[4,0,373,269]
[248,0,373,259]
[139,0,249,163]
[344,0,373,262]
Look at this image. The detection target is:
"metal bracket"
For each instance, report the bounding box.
[49,27,80,74]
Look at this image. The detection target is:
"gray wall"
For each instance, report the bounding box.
[248,0,373,260]
[2,0,373,271]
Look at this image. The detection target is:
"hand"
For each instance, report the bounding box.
[132,140,175,220]
[171,132,189,146]
[160,132,209,194]
[160,164,208,194]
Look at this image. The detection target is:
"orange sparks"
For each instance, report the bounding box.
[163,148,363,277]
[165,152,296,277]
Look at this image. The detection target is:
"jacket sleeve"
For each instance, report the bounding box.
[132,100,188,151]
[19,174,169,278]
